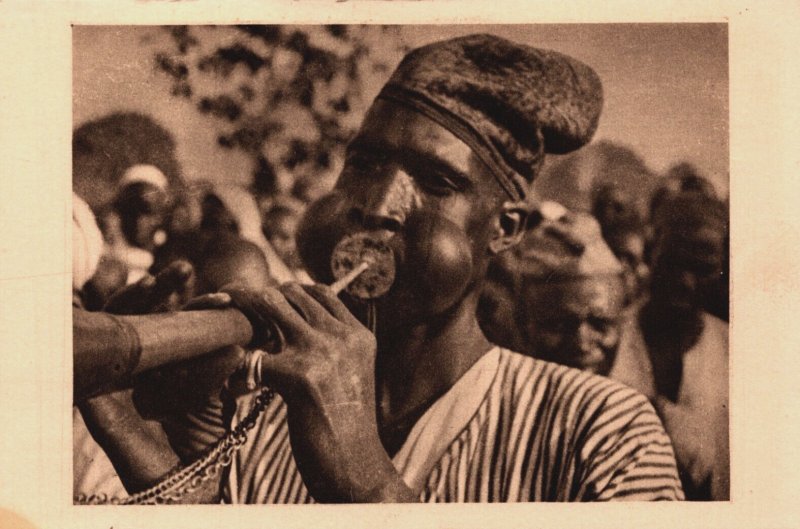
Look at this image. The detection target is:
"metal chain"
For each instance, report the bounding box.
[75,386,274,505]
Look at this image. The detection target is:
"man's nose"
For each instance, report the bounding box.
[350,171,417,232]
[678,270,698,292]
[576,322,598,354]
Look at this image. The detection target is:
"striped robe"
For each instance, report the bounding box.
[223,347,683,502]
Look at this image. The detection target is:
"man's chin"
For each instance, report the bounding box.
[575,355,614,376]
[578,362,603,375]
[664,299,698,315]
[651,293,697,314]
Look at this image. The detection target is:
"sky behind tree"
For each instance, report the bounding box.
[74,24,728,196]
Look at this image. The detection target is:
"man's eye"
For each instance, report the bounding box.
[414,172,459,195]
[539,318,573,333]
[346,151,383,171]
[587,317,613,333]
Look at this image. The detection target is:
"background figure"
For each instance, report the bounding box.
[166,180,211,236]
[105,164,173,284]
[592,184,650,307]
[152,183,298,285]
[72,193,104,303]
[534,140,659,218]
[650,162,719,217]
[648,163,720,245]
[609,190,729,500]
[151,181,223,273]
[199,192,240,234]
[72,111,185,301]
[191,232,277,296]
[701,219,729,322]
[261,195,306,273]
[601,216,649,307]
[477,264,525,354]
[80,255,129,311]
[212,184,301,284]
[480,203,627,376]
[647,165,728,320]
[72,193,129,499]
[114,165,171,251]
[72,112,184,213]
[591,183,635,228]
[149,188,240,273]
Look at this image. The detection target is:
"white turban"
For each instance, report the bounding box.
[119,164,168,191]
[72,192,104,291]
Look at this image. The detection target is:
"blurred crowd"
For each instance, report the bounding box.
[72,151,311,499]
[72,110,729,501]
[479,169,729,500]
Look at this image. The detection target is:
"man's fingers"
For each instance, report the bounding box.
[137,274,157,289]
[149,260,195,307]
[280,283,337,328]
[259,288,313,339]
[105,262,195,315]
[258,350,306,397]
[301,284,361,326]
[157,260,194,285]
[182,292,232,311]
[103,275,155,314]
[224,286,311,342]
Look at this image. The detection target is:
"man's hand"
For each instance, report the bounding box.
[131,290,247,462]
[223,283,416,503]
[83,260,232,500]
[79,388,181,493]
[104,260,194,315]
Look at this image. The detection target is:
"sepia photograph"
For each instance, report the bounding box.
[1,2,799,528]
[71,23,728,504]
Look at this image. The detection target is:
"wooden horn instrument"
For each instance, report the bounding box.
[74,307,254,402]
[73,255,381,402]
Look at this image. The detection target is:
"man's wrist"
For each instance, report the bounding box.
[362,473,417,503]
[79,394,135,432]
[315,424,417,503]
[346,445,418,503]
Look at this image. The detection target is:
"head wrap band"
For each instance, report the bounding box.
[377,34,604,200]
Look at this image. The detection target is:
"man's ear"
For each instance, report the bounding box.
[489,201,530,255]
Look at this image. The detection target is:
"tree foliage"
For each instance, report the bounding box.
[153,25,408,203]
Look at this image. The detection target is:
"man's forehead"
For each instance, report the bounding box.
[347,101,490,185]
[357,102,471,153]
[661,225,725,252]
[525,277,624,316]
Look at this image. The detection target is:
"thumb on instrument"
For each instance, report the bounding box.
[182,292,233,311]
[258,351,306,399]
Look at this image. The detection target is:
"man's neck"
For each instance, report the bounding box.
[639,300,705,401]
[373,294,491,451]
[641,300,704,348]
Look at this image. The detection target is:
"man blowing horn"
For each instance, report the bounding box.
[82,34,683,503]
